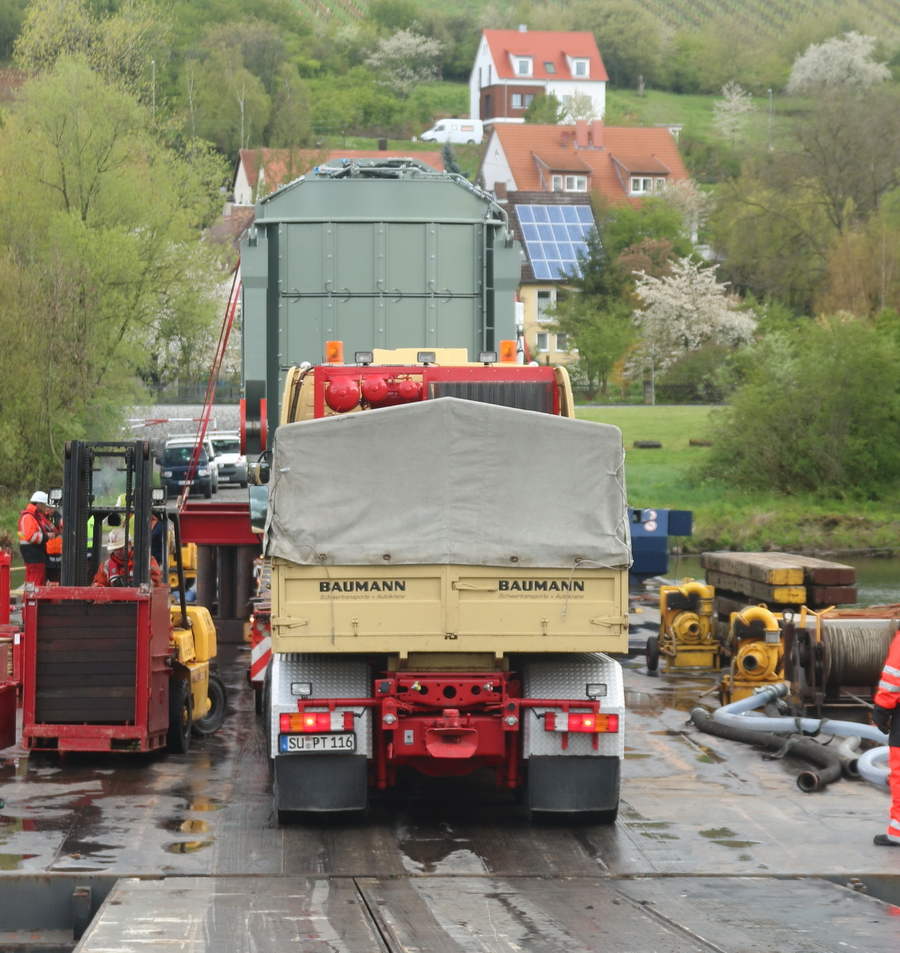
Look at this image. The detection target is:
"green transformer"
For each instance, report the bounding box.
[240,158,522,443]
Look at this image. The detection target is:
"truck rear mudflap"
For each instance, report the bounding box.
[268,653,624,816]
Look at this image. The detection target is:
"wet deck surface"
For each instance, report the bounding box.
[2,644,900,950]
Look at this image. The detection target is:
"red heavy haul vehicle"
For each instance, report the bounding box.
[232,160,631,818]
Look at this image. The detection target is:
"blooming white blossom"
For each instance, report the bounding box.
[632,257,756,374]
[365,30,443,98]
[659,178,712,244]
[713,81,755,147]
[787,32,890,95]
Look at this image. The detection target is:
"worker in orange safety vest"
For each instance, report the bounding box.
[17,491,58,587]
[872,628,900,846]
[91,527,165,589]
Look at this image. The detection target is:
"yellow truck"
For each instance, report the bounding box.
[256,362,631,819]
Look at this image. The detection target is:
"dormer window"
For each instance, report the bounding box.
[514,57,533,76]
[572,58,589,78]
[630,177,653,195]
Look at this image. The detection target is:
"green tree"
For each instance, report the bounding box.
[14,0,171,96]
[266,63,313,147]
[524,92,563,124]
[704,319,900,497]
[196,47,271,152]
[573,0,663,88]
[0,56,225,489]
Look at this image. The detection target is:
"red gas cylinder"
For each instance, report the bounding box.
[361,376,389,404]
[397,379,422,402]
[325,378,360,413]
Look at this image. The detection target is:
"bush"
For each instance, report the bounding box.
[702,318,900,497]
[656,344,736,403]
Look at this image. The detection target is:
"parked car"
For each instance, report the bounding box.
[166,436,219,494]
[158,445,214,499]
[209,432,248,488]
[419,119,483,144]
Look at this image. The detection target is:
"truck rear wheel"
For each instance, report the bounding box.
[167,679,192,753]
[192,671,227,736]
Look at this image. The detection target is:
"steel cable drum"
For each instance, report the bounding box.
[816,619,897,687]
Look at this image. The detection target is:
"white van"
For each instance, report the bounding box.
[419,119,483,144]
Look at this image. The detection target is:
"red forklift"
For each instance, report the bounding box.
[20,441,226,753]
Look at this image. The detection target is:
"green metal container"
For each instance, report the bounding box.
[240,159,521,436]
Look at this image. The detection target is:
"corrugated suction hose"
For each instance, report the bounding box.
[690,708,843,792]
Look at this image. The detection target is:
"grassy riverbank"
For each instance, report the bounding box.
[577,405,900,555]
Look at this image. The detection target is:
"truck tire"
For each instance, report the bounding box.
[646,635,660,673]
[192,671,227,736]
[167,679,192,753]
[203,482,212,499]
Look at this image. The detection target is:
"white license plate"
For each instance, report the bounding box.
[279,733,355,753]
[219,476,230,482]
[177,480,190,485]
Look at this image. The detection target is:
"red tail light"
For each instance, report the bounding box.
[280,712,332,732]
[543,712,618,733]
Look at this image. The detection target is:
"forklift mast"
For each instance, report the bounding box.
[60,441,156,588]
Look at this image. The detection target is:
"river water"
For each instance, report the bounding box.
[666,554,900,609]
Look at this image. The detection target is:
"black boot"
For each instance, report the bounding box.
[873,834,900,846]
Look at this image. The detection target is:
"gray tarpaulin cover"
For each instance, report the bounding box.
[265,397,630,569]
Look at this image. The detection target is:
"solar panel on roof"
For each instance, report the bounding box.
[515,204,595,280]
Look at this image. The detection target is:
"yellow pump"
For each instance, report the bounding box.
[649,581,720,672]
[719,605,784,704]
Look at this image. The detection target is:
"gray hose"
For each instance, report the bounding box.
[691,707,843,792]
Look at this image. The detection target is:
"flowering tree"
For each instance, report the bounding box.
[713,81,755,148]
[660,178,712,244]
[365,30,442,98]
[787,32,890,95]
[632,257,756,403]
[563,90,598,122]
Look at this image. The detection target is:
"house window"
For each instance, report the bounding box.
[565,176,587,192]
[630,177,653,194]
[536,332,550,352]
[555,333,569,351]
[516,58,532,76]
[485,94,491,118]
[572,59,589,77]
[525,94,534,107]
[551,174,563,191]
[537,290,554,322]
[656,177,666,191]
[511,93,523,109]
[544,62,556,74]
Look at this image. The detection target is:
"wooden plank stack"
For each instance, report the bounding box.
[700,552,857,629]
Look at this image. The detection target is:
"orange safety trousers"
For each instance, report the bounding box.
[888,747,900,844]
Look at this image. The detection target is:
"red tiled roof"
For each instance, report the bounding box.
[482,30,608,82]
[611,154,672,174]
[485,124,688,201]
[235,148,445,193]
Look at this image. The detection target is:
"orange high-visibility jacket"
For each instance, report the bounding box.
[875,630,900,714]
[17,504,47,545]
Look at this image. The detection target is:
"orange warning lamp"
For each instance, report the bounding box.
[325,340,344,364]
[499,340,517,363]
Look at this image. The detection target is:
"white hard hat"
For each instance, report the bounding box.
[107,527,128,551]
[30,491,49,505]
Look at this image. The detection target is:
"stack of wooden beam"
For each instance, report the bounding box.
[700,552,857,629]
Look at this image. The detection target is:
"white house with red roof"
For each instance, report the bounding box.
[477,120,688,202]
[469,27,608,125]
